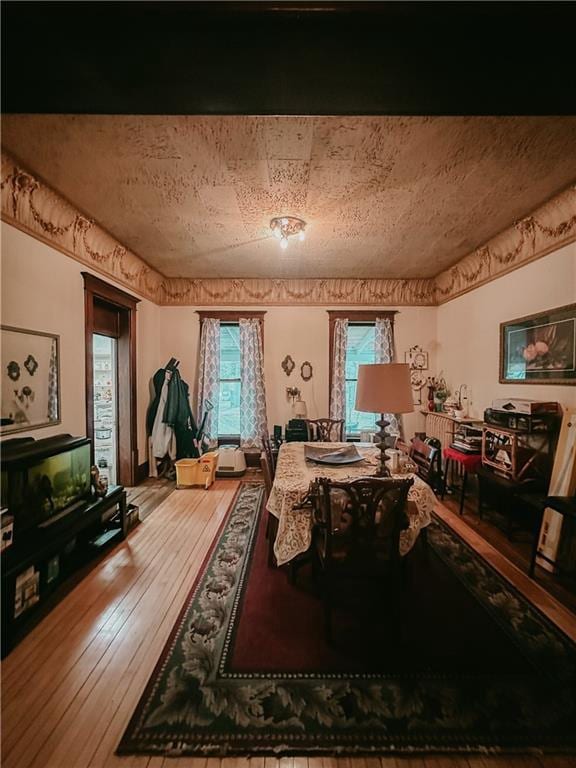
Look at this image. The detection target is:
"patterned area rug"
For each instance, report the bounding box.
[118,482,576,756]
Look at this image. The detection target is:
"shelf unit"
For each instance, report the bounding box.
[2,472,126,656]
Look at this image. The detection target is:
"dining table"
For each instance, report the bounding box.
[266,441,437,567]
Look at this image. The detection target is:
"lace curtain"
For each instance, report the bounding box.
[239,318,268,448]
[197,317,220,441]
[47,338,59,421]
[329,318,348,421]
[375,316,401,437]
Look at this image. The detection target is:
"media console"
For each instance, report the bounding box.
[1,434,127,656]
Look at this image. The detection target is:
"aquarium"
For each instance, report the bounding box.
[2,439,91,531]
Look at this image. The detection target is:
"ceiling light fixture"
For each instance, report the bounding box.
[270,216,307,249]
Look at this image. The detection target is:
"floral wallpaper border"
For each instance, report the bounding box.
[2,151,575,307]
[434,183,576,304]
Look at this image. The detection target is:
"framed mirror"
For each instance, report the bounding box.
[300,361,313,381]
[1,326,61,434]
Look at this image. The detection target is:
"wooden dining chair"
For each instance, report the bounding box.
[310,475,414,643]
[394,438,411,456]
[260,451,279,567]
[409,437,441,492]
[262,435,277,478]
[305,418,345,442]
[260,451,273,496]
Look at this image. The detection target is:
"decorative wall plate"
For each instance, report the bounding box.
[282,355,295,376]
[7,361,20,381]
[300,361,313,381]
[410,370,427,390]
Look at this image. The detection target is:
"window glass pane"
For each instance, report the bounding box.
[218,380,241,435]
[345,324,377,435]
[220,325,241,380]
[346,381,378,434]
[218,324,241,435]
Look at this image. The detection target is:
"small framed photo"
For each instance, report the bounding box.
[499,303,576,385]
[404,345,428,370]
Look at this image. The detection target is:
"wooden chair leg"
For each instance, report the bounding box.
[267,513,278,568]
[478,479,484,519]
[529,505,545,578]
[441,459,450,500]
[459,469,468,516]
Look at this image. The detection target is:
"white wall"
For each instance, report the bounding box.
[160,305,437,439]
[1,223,163,464]
[436,242,576,417]
[9,219,571,464]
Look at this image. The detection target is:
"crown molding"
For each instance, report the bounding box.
[159,277,435,306]
[0,151,165,303]
[434,184,576,304]
[2,151,574,308]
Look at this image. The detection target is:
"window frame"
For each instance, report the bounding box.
[197,311,266,444]
[327,310,397,440]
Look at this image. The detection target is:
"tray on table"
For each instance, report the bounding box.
[304,444,365,465]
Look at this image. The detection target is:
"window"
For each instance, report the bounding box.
[197,310,266,439]
[345,323,378,436]
[328,310,397,439]
[218,324,241,436]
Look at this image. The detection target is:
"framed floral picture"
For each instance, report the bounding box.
[1,326,61,434]
[499,303,576,385]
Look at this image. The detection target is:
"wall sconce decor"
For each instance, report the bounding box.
[282,355,295,376]
[286,386,301,403]
[300,361,313,381]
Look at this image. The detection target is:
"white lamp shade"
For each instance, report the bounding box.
[293,398,307,418]
[355,363,414,414]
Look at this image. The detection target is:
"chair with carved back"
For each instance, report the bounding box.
[409,437,441,493]
[260,451,273,496]
[262,435,277,478]
[305,418,345,443]
[310,475,414,643]
[394,437,411,456]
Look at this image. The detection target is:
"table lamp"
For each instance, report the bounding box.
[355,363,414,476]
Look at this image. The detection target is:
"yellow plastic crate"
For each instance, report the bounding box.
[175,451,219,489]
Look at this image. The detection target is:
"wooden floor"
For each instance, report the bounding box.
[441,485,576,614]
[2,479,576,768]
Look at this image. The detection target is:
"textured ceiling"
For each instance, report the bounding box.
[2,115,576,279]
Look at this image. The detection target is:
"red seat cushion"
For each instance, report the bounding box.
[443,446,482,472]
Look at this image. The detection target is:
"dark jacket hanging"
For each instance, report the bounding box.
[163,368,198,459]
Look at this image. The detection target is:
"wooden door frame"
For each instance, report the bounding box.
[83,272,140,487]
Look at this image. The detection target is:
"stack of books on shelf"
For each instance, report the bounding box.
[451,423,483,454]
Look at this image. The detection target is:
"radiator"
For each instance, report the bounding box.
[423,412,455,449]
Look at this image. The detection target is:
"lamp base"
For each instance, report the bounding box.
[375,415,391,477]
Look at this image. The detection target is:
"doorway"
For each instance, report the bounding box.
[83,273,139,487]
[92,334,118,485]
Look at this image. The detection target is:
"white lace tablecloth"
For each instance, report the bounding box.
[266,442,437,567]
